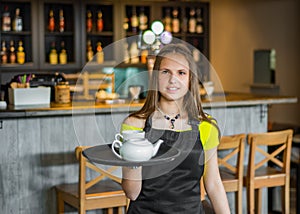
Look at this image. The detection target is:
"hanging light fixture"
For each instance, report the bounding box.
[140,20,173,55]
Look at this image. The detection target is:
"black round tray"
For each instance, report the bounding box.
[83,144,180,167]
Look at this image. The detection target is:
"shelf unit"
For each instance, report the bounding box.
[0,0,39,71]
[1,0,210,83]
[81,1,115,65]
[38,0,81,70]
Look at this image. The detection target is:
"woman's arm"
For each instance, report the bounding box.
[203,148,230,214]
[122,167,142,200]
[121,116,145,200]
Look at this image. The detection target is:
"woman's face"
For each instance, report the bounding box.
[158,53,190,102]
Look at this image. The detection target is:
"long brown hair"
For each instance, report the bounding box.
[130,43,218,132]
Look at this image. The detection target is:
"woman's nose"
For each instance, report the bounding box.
[169,74,177,83]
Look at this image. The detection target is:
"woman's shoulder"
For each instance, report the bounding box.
[198,118,220,150]
[199,118,217,130]
[123,116,146,129]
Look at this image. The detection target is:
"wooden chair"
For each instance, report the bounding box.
[244,129,293,214]
[55,146,128,214]
[218,134,246,214]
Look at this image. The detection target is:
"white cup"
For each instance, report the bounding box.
[115,130,145,142]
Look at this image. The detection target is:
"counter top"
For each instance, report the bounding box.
[0,92,297,119]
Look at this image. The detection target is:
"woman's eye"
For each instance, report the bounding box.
[161,70,169,74]
[179,71,186,75]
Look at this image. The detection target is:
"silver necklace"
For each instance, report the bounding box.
[157,107,180,129]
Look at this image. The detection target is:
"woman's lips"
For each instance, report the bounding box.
[166,87,179,93]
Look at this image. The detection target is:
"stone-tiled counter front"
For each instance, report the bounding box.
[0,92,297,214]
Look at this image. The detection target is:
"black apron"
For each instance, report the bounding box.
[127,115,205,214]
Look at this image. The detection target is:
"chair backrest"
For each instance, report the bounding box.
[218,134,246,179]
[247,129,293,178]
[76,146,122,199]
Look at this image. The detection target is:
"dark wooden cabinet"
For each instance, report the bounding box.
[0,0,39,71]
[38,0,81,70]
[81,1,115,64]
[0,0,210,82]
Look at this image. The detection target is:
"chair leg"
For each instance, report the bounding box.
[282,183,290,214]
[236,188,243,214]
[256,188,262,214]
[117,206,124,214]
[79,199,85,214]
[247,184,255,214]
[57,192,64,214]
[108,208,113,214]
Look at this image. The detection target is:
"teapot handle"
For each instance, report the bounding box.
[112,140,123,159]
[115,133,124,141]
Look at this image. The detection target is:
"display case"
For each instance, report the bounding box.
[121,1,210,81]
[1,0,210,83]
[38,0,81,71]
[81,1,114,65]
[124,4,151,37]
[0,0,39,70]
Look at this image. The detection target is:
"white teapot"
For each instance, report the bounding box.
[111,138,164,162]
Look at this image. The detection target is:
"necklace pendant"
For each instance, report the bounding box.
[157,107,180,130]
[170,118,175,129]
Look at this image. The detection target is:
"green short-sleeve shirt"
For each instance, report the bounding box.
[121,120,219,151]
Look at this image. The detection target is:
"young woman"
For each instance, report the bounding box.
[121,43,230,213]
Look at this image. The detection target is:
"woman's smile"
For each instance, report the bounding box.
[166,86,180,93]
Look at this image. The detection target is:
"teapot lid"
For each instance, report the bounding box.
[127,138,150,145]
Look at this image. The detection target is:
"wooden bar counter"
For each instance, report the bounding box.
[0,92,297,214]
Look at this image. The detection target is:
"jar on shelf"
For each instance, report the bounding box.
[55,81,70,103]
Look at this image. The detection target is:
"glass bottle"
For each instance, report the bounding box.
[97,10,103,32]
[17,40,25,64]
[49,41,58,64]
[48,9,55,32]
[13,8,22,31]
[164,8,172,32]
[140,49,148,64]
[59,9,64,32]
[86,10,93,32]
[172,8,180,33]
[86,40,94,61]
[0,41,8,64]
[130,7,138,33]
[188,8,196,33]
[123,42,130,64]
[96,42,104,64]
[123,16,129,31]
[2,6,11,32]
[129,41,139,64]
[192,39,200,62]
[195,8,203,34]
[139,7,148,31]
[59,41,67,64]
[9,40,16,64]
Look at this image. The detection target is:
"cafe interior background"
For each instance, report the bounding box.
[209,0,299,127]
[1,0,299,126]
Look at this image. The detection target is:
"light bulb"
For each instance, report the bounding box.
[151,21,164,35]
[143,30,156,45]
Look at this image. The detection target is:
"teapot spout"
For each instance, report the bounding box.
[152,139,164,157]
